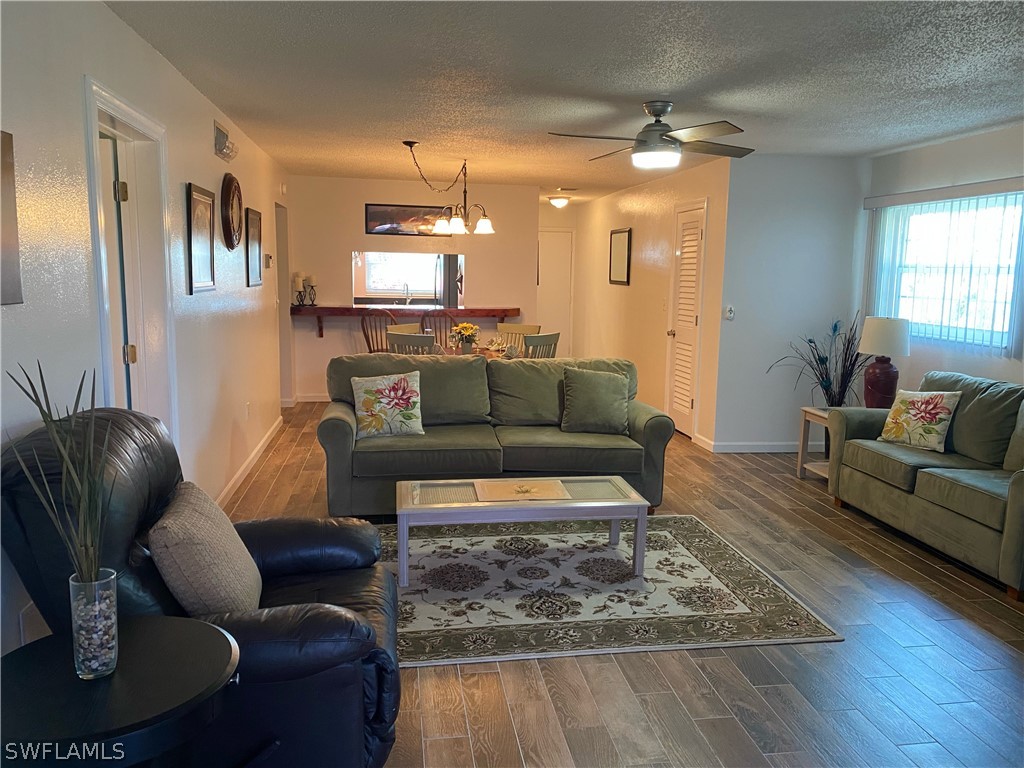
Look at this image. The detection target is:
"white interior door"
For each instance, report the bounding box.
[667,208,704,435]
[537,230,573,356]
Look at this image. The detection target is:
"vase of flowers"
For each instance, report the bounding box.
[7,365,118,679]
[448,322,480,354]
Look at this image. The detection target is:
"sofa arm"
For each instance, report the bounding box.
[999,470,1024,591]
[235,518,381,579]
[318,402,358,518]
[827,407,889,496]
[200,603,377,684]
[627,400,675,507]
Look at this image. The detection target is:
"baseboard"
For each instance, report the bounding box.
[281,397,296,407]
[711,440,825,453]
[690,433,716,453]
[295,392,329,403]
[216,415,283,507]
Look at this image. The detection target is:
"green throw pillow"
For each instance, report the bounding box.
[560,367,629,435]
[351,371,425,439]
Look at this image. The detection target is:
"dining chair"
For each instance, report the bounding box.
[390,322,421,335]
[496,322,541,353]
[523,332,560,359]
[419,309,458,347]
[386,332,436,355]
[361,309,397,352]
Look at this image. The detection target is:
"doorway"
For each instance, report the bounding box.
[85,78,178,440]
[537,229,574,355]
[666,205,706,436]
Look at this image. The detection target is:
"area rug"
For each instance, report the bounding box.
[378,515,841,666]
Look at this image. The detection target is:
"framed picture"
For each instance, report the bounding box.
[245,207,262,287]
[365,204,450,237]
[609,227,631,285]
[187,183,215,294]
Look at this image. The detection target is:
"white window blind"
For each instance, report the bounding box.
[361,252,440,297]
[870,191,1024,358]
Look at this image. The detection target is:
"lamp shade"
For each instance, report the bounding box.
[473,216,495,234]
[449,216,467,235]
[432,218,451,235]
[858,317,910,357]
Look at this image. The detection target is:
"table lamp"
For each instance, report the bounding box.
[858,316,911,408]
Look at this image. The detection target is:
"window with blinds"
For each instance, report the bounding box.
[869,190,1023,358]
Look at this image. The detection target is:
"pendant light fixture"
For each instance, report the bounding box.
[403,141,494,235]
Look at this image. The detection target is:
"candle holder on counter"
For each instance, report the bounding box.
[291,273,318,307]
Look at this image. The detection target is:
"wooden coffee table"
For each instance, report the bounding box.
[394,475,650,587]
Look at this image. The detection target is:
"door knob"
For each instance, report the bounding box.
[666,330,676,337]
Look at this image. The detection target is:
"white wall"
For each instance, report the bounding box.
[1,2,286,649]
[286,176,539,399]
[573,159,732,447]
[867,124,1024,386]
[714,156,865,450]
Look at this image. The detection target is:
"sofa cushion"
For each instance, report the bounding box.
[561,367,629,435]
[328,354,490,426]
[843,439,992,492]
[495,425,643,473]
[488,358,639,426]
[147,481,262,616]
[1005,401,1024,471]
[915,468,1012,532]
[350,371,424,439]
[352,424,501,477]
[878,390,961,453]
[920,372,1024,462]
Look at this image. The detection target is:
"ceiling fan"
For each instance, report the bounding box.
[550,101,754,169]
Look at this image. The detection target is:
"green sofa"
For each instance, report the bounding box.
[828,371,1024,594]
[318,354,675,518]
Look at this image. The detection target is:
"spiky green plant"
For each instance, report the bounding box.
[767,313,872,408]
[6,365,114,582]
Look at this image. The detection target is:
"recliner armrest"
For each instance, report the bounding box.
[235,518,381,578]
[827,407,890,495]
[200,603,377,683]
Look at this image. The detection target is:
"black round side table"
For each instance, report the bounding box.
[2,616,239,767]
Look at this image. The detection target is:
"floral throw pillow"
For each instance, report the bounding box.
[350,371,424,439]
[878,390,962,452]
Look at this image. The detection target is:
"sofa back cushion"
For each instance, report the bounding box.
[1005,401,1024,471]
[327,354,490,426]
[921,372,1024,464]
[488,358,637,426]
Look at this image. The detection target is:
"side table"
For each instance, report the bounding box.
[797,406,831,480]
[2,615,238,766]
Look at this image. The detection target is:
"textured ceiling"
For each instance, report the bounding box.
[108,1,1024,200]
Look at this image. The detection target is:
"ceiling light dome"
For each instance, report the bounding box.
[548,196,570,208]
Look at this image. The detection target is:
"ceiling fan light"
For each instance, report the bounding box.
[449,216,468,235]
[432,217,451,235]
[473,216,495,234]
[631,145,681,169]
[548,196,570,208]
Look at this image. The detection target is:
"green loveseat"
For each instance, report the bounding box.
[828,371,1024,595]
[318,354,675,518]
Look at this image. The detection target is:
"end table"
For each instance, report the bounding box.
[797,406,831,479]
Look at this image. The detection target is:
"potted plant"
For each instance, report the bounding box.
[448,322,480,354]
[768,312,872,429]
[7,365,118,679]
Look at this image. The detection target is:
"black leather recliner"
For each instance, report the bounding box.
[1,408,400,768]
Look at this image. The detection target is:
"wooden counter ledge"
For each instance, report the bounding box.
[290,305,521,337]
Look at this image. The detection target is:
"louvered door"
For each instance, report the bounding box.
[667,209,704,436]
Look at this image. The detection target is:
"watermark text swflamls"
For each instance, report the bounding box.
[4,742,126,760]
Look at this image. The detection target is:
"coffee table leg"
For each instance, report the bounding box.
[398,515,410,587]
[633,507,647,577]
[610,519,620,545]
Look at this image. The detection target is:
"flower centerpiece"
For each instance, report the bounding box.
[7,365,118,679]
[767,313,871,408]
[448,322,481,354]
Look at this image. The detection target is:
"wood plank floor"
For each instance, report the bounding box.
[225,403,1024,768]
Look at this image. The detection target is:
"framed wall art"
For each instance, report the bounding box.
[187,183,215,294]
[365,204,450,237]
[609,227,631,285]
[245,207,262,287]
[1,131,23,305]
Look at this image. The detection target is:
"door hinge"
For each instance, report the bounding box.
[122,344,137,365]
[695,314,699,327]
[691,398,695,409]
[114,180,128,202]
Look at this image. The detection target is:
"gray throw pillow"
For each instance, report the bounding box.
[561,367,629,435]
[148,481,262,615]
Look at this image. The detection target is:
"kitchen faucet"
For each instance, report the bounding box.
[403,283,411,304]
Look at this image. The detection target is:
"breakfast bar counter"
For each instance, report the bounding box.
[291,305,521,337]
